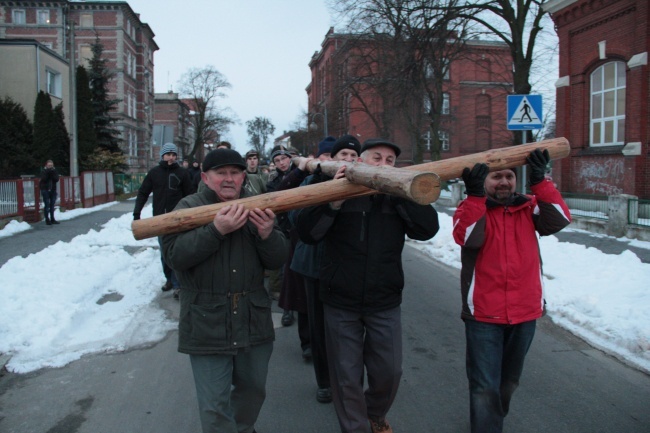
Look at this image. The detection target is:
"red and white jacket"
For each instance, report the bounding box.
[453,180,571,325]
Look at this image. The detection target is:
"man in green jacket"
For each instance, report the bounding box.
[162,148,289,433]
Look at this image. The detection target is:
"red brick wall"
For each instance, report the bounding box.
[550,0,650,198]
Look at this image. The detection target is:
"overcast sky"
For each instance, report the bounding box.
[127,0,333,153]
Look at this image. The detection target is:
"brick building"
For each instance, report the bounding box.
[307,28,513,164]
[545,0,650,199]
[0,0,158,172]
[153,92,195,162]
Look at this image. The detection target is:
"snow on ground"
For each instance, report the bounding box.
[0,204,649,374]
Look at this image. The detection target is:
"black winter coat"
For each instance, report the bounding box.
[296,194,440,314]
[39,168,59,192]
[133,161,193,218]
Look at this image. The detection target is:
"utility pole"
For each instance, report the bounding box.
[68,21,79,176]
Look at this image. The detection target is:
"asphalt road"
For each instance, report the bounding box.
[0,245,648,433]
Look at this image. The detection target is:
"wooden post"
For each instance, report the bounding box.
[131,138,569,240]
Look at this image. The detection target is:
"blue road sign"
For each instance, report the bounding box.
[507,95,543,130]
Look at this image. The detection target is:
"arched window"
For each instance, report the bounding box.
[590,61,625,146]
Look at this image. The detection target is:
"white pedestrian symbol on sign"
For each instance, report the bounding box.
[508,96,540,127]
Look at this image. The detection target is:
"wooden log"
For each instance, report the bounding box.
[293,159,441,205]
[131,137,569,240]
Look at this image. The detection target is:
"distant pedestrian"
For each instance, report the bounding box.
[39,159,60,225]
[188,160,202,193]
[453,149,571,433]
[244,149,267,196]
[133,143,193,299]
[161,148,289,433]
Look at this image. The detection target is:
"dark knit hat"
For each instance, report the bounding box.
[361,138,401,158]
[159,143,178,159]
[202,148,246,172]
[331,135,361,157]
[245,149,259,159]
[270,145,292,162]
[316,136,336,157]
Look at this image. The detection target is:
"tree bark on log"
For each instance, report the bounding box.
[131,137,569,240]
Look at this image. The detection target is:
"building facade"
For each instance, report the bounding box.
[0,0,158,172]
[0,38,71,131]
[307,28,513,164]
[545,0,649,199]
[153,92,195,163]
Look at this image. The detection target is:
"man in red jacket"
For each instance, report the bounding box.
[453,149,571,433]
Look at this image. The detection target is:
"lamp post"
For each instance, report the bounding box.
[309,106,328,137]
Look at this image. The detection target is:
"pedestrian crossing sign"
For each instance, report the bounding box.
[507,95,543,130]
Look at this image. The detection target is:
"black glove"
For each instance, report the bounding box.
[462,163,489,197]
[133,213,141,221]
[527,148,550,185]
[308,164,332,185]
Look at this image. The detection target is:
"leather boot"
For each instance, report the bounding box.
[50,213,60,224]
[45,216,52,225]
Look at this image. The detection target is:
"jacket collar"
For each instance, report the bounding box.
[486,192,531,210]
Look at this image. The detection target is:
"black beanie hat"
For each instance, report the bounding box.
[331,135,362,157]
[202,148,246,172]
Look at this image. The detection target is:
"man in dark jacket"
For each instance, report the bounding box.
[296,139,440,433]
[162,148,289,433]
[39,159,60,225]
[453,149,571,433]
[133,143,193,296]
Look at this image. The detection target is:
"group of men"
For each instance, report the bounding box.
[133,136,571,433]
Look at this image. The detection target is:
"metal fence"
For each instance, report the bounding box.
[628,198,650,227]
[562,192,609,220]
[0,171,114,222]
[114,173,146,195]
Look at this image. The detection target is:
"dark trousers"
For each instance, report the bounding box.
[41,190,57,220]
[304,276,330,388]
[465,319,537,433]
[157,236,179,289]
[189,342,273,433]
[324,304,402,433]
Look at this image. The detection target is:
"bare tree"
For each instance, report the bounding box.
[246,117,276,157]
[327,0,471,162]
[178,66,235,160]
[453,0,554,143]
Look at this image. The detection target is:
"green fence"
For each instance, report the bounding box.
[114,173,146,195]
[561,192,609,220]
[628,198,650,227]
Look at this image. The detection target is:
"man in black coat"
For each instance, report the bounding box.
[133,143,193,297]
[39,159,60,225]
[296,139,440,433]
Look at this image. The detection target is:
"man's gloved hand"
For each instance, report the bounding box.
[462,163,489,197]
[133,213,141,221]
[527,148,550,185]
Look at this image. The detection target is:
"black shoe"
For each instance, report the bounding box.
[51,219,60,224]
[173,288,180,300]
[45,219,52,225]
[302,347,312,361]
[316,387,332,403]
[281,310,294,327]
[161,280,173,292]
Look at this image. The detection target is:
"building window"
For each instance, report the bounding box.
[442,93,450,115]
[12,9,26,24]
[80,13,93,28]
[79,45,93,69]
[37,10,50,25]
[590,61,626,147]
[46,70,62,98]
[439,131,450,151]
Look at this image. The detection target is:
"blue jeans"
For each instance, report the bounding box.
[464,319,536,433]
[41,190,57,219]
[189,342,273,433]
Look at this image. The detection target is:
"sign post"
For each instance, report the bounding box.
[507,95,543,193]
